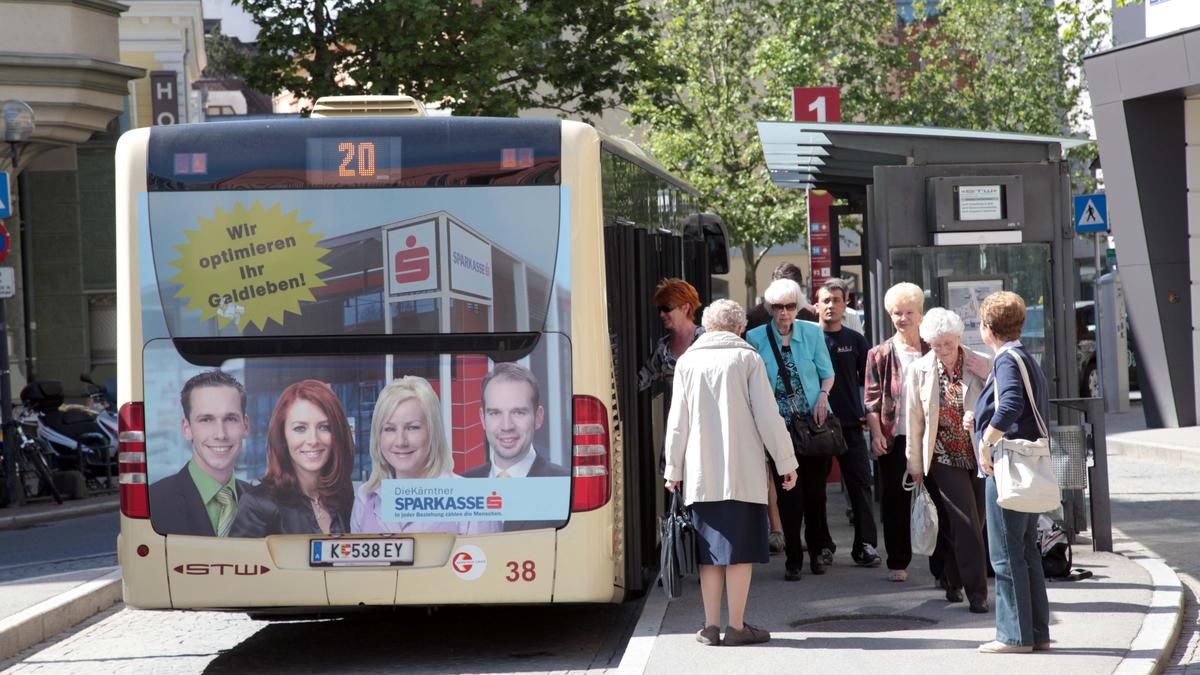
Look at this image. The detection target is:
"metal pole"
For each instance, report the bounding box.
[1088,396,1113,552]
[0,299,19,506]
[1093,233,1104,400]
[2,141,19,506]
[16,158,34,382]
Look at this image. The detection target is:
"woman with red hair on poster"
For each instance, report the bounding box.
[230,379,355,537]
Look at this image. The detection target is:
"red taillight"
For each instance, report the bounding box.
[118,402,148,518]
[571,395,610,512]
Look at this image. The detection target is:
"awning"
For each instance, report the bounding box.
[756,121,1091,191]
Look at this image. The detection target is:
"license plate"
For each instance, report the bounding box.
[310,538,415,567]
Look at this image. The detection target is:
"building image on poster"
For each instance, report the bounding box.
[142,185,573,540]
[943,277,1006,353]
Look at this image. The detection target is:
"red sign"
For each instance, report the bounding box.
[0,223,9,264]
[808,191,834,302]
[792,87,841,123]
[394,234,431,283]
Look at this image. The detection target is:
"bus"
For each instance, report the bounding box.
[115,96,729,610]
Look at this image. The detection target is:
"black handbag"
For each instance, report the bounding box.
[659,490,698,600]
[766,326,847,458]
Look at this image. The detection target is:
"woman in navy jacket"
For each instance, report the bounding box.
[973,291,1051,654]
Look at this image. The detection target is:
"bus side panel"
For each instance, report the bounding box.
[553,508,619,602]
[559,122,622,600]
[117,518,171,608]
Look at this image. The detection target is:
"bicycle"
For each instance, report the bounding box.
[1,419,63,505]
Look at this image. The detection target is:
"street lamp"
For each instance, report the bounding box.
[1,99,34,507]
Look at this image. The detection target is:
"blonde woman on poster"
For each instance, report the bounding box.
[351,376,500,535]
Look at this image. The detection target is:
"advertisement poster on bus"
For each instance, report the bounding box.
[140,185,572,539]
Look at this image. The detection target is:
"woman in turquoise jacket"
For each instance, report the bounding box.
[746,278,835,579]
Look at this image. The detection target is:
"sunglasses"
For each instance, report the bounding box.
[770,302,798,312]
[657,305,675,314]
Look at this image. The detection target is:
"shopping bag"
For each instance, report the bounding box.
[659,490,698,600]
[991,351,1061,514]
[905,475,938,557]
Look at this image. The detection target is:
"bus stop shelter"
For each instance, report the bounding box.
[755,121,1111,549]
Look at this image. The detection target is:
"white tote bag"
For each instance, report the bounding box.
[904,474,938,556]
[990,350,1061,514]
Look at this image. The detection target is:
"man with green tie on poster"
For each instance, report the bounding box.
[149,370,251,537]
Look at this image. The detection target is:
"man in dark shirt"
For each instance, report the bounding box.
[744,261,818,333]
[817,278,880,567]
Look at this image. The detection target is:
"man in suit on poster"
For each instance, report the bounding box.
[149,370,251,537]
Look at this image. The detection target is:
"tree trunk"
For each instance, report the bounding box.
[742,241,758,309]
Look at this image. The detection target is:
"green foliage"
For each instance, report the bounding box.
[202,26,247,80]
[632,0,1108,303]
[232,0,670,117]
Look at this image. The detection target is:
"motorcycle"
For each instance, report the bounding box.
[18,378,117,494]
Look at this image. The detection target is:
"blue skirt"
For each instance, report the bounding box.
[690,500,770,565]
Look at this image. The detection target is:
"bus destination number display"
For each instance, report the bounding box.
[305,137,402,187]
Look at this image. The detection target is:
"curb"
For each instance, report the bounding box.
[1113,557,1185,675]
[0,568,122,663]
[0,498,119,532]
[1107,435,1200,472]
[616,589,669,674]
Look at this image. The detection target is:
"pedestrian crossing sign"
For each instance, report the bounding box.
[1074,193,1107,233]
[0,172,10,219]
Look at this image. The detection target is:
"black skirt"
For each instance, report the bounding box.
[690,500,770,565]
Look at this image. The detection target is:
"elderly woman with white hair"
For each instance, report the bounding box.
[745,278,835,580]
[905,308,990,613]
[664,298,798,647]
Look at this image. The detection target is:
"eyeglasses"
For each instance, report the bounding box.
[657,305,675,314]
[770,302,798,312]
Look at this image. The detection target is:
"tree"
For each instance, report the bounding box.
[232,0,672,117]
[630,0,903,306]
[202,25,248,80]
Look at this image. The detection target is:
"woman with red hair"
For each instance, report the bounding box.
[638,278,704,390]
[231,380,355,536]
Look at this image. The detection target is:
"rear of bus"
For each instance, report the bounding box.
[115,111,620,610]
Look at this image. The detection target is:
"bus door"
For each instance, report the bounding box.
[603,221,685,594]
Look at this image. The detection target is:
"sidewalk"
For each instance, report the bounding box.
[624,483,1185,674]
[0,494,118,532]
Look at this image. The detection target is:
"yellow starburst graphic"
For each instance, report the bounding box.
[169,201,331,331]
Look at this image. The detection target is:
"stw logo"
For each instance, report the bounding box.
[452,551,475,574]
[394,234,430,283]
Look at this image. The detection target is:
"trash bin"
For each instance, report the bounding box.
[1050,425,1088,490]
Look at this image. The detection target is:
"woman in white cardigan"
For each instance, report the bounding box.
[664,299,798,648]
[905,308,990,613]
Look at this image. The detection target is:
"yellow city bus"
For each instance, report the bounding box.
[114,97,728,610]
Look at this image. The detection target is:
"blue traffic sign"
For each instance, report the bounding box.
[1074,193,1107,233]
[0,171,10,219]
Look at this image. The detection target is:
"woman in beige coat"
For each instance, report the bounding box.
[905,308,990,613]
[664,299,798,647]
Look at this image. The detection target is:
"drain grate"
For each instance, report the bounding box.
[790,614,937,633]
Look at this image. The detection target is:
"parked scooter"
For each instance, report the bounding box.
[18,379,117,495]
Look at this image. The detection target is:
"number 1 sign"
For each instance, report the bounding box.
[792,87,841,123]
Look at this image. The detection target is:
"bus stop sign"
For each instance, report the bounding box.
[0,171,10,218]
[0,222,9,264]
[1074,193,1107,233]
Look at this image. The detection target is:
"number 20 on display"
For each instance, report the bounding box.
[338,141,376,177]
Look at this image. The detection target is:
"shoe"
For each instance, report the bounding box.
[696,625,721,646]
[978,640,1031,653]
[1033,642,1051,651]
[810,559,827,575]
[969,601,989,614]
[821,547,834,566]
[887,569,908,582]
[854,544,882,567]
[945,587,964,603]
[724,623,771,646]
[768,531,785,555]
[784,568,802,582]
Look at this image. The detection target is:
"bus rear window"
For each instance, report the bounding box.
[143,185,562,338]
